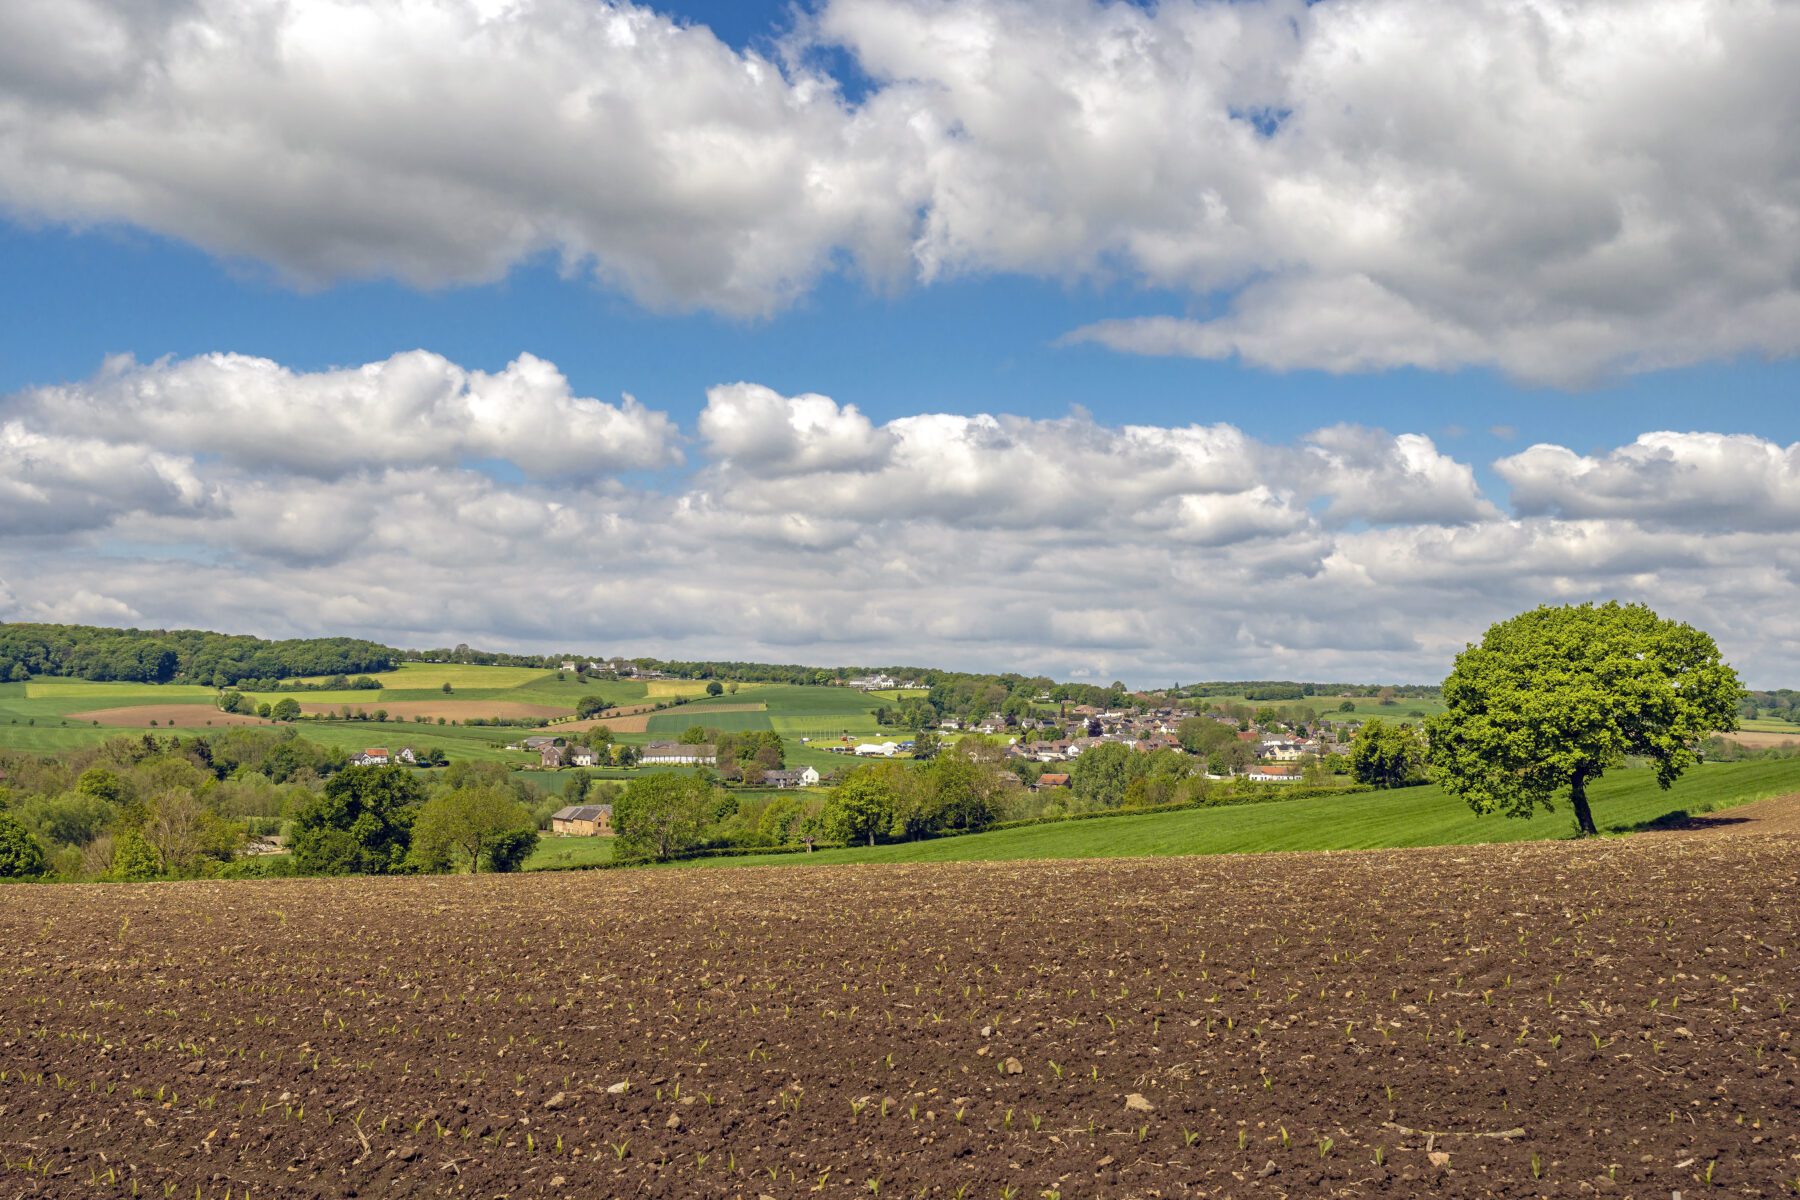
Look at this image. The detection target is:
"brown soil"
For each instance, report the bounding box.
[1638,788,1800,839]
[1,834,1794,1199]
[563,703,767,734]
[296,700,567,720]
[66,704,273,727]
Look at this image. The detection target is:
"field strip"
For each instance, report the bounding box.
[67,705,273,727]
[294,699,568,720]
[564,702,767,734]
[1716,729,1800,748]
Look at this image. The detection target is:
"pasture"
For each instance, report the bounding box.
[698,758,1800,867]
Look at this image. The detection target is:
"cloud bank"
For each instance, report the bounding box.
[2,0,1798,382]
[5,350,1800,685]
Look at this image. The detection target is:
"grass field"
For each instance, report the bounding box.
[691,758,1800,868]
[1193,691,1445,720]
[525,835,617,870]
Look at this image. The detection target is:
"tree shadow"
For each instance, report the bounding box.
[1609,808,1754,834]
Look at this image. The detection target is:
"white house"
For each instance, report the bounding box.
[640,742,717,766]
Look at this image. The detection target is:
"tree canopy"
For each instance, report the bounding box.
[1349,719,1425,789]
[1427,602,1742,836]
[290,765,425,874]
[613,773,720,862]
[410,785,535,873]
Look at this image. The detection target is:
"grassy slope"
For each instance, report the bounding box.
[688,758,1800,868]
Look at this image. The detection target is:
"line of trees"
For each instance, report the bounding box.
[0,623,398,686]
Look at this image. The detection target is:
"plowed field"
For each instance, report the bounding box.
[65,706,274,727]
[2,832,1795,1198]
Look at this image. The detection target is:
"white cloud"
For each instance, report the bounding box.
[1498,433,1800,529]
[10,351,1800,683]
[22,350,679,478]
[5,0,1800,380]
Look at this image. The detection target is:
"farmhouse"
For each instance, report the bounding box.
[1247,764,1303,782]
[354,747,390,766]
[550,804,612,836]
[761,766,822,788]
[539,744,566,768]
[640,742,717,766]
[569,745,603,767]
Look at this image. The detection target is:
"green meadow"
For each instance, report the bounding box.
[685,757,1800,868]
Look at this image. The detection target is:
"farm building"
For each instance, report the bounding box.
[640,742,717,766]
[569,745,603,767]
[354,748,390,766]
[1247,764,1303,782]
[550,804,612,836]
[854,741,900,757]
[521,735,565,751]
[1035,772,1070,790]
[539,744,566,768]
[761,766,822,788]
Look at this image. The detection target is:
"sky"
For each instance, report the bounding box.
[2,0,1799,686]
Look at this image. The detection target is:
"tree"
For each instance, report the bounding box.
[109,829,161,881]
[410,786,535,874]
[1071,741,1134,808]
[823,768,900,847]
[705,680,724,697]
[1176,717,1233,756]
[1349,719,1425,789]
[442,681,453,694]
[576,695,614,719]
[0,811,47,878]
[1427,602,1742,837]
[613,774,717,862]
[290,765,425,874]
[270,697,301,722]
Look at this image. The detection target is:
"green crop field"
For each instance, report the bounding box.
[1740,716,1800,735]
[647,709,774,736]
[686,758,1800,868]
[1190,692,1445,721]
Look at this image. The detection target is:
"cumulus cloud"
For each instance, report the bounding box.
[7,352,1800,681]
[1498,433,1800,529]
[5,0,1800,380]
[21,350,679,478]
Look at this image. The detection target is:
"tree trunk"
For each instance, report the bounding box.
[1570,769,1598,838]
[867,830,875,847]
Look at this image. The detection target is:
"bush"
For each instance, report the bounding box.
[0,811,48,879]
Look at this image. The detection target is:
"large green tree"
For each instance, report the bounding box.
[1349,719,1425,789]
[1427,603,1742,837]
[290,765,425,874]
[613,774,719,862]
[823,767,901,847]
[410,786,535,874]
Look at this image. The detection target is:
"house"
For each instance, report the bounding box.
[847,673,899,691]
[1036,772,1071,791]
[1247,764,1303,782]
[756,770,820,788]
[640,742,717,766]
[854,741,900,757]
[1259,738,1306,761]
[569,745,603,767]
[355,747,390,766]
[550,804,613,836]
[395,747,418,765]
[539,744,566,768]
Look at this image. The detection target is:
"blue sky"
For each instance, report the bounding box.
[2,0,1798,684]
